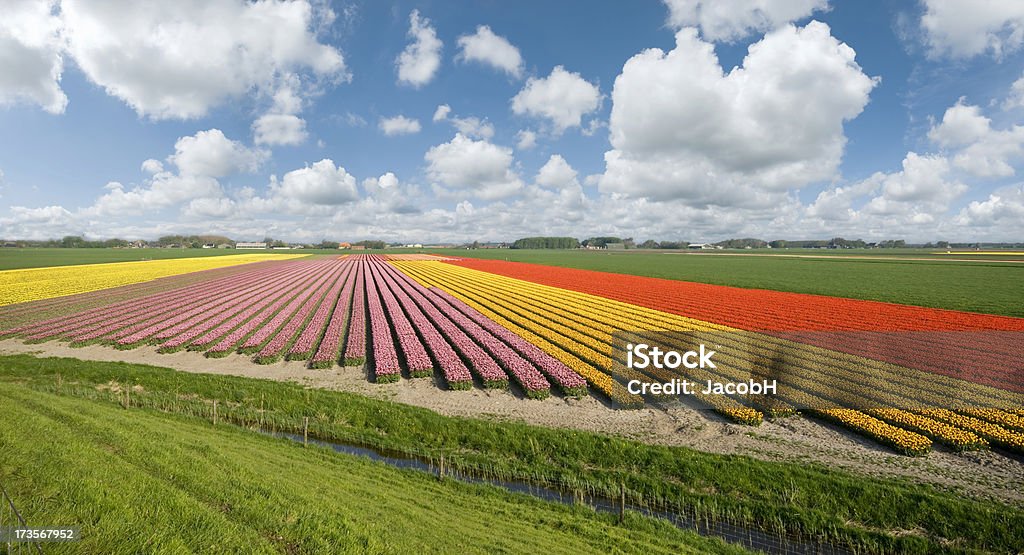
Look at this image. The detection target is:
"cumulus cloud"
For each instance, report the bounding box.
[253,113,308,146]
[379,115,422,136]
[450,116,494,139]
[599,22,877,206]
[955,184,1024,228]
[928,100,1024,177]
[511,66,601,133]
[432,104,451,122]
[535,155,579,189]
[61,0,346,120]
[516,129,537,150]
[140,159,164,174]
[169,129,265,178]
[663,0,829,42]
[424,133,523,200]
[88,174,224,216]
[920,0,1024,59]
[0,0,67,114]
[269,158,358,205]
[396,10,442,88]
[456,25,523,78]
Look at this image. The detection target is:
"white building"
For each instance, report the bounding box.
[236,242,267,249]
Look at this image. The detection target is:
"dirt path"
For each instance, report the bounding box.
[2,338,1021,505]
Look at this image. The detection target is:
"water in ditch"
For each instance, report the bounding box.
[270,431,855,555]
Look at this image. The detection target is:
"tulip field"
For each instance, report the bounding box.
[1,253,1022,457]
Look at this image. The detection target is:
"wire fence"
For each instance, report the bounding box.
[1,482,43,555]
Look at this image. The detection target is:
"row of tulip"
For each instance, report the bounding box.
[425,288,587,397]
[920,409,1024,453]
[373,261,491,389]
[369,260,475,388]
[295,264,355,364]
[338,264,367,366]
[8,260,320,346]
[204,262,342,357]
[367,262,433,377]
[253,262,353,363]
[364,260,402,382]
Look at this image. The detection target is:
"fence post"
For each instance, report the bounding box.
[303,417,309,446]
[212,400,218,426]
[618,482,625,524]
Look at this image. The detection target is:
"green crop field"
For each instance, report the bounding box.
[0,379,745,554]
[426,248,1024,317]
[1,355,1020,554]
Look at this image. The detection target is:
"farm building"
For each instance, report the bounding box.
[236,242,267,249]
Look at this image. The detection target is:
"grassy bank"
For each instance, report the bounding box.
[1,354,1020,553]
[0,381,746,554]
[426,249,1024,317]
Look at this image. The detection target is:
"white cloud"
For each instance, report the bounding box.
[396,9,442,88]
[450,116,494,139]
[928,100,1024,177]
[456,25,523,78]
[1007,74,1024,109]
[511,66,601,133]
[253,113,308,146]
[140,159,164,174]
[89,174,223,216]
[535,155,579,189]
[169,129,265,177]
[920,0,1024,59]
[0,0,66,114]
[61,0,346,120]
[432,104,451,121]
[516,129,537,150]
[663,0,829,42]
[599,22,877,206]
[270,159,358,205]
[424,133,523,200]
[379,115,422,136]
[955,184,1024,227]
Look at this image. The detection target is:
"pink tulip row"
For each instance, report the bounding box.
[291,262,357,362]
[108,261,323,347]
[204,261,342,357]
[371,260,474,388]
[253,261,353,363]
[17,260,312,344]
[365,261,402,382]
[426,287,588,396]
[368,261,434,376]
[240,261,344,354]
[158,262,328,352]
[339,263,367,366]
[312,263,362,368]
[383,267,551,397]
[375,261,507,388]
[3,259,281,339]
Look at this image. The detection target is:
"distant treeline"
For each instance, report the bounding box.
[511,237,580,249]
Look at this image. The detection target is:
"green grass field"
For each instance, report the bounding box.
[2,355,1019,554]
[0,247,303,270]
[0,381,745,554]
[427,248,1024,317]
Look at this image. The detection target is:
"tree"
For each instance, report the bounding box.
[511,237,579,249]
[320,240,340,249]
[639,239,659,249]
[769,240,787,249]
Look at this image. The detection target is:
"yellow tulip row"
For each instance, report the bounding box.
[919,409,1024,453]
[865,409,987,451]
[0,254,306,306]
[818,409,932,456]
[957,408,1024,434]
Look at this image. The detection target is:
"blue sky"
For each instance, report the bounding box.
[1,0,1023,243]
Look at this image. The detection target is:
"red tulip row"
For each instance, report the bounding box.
[291,262,357,363]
